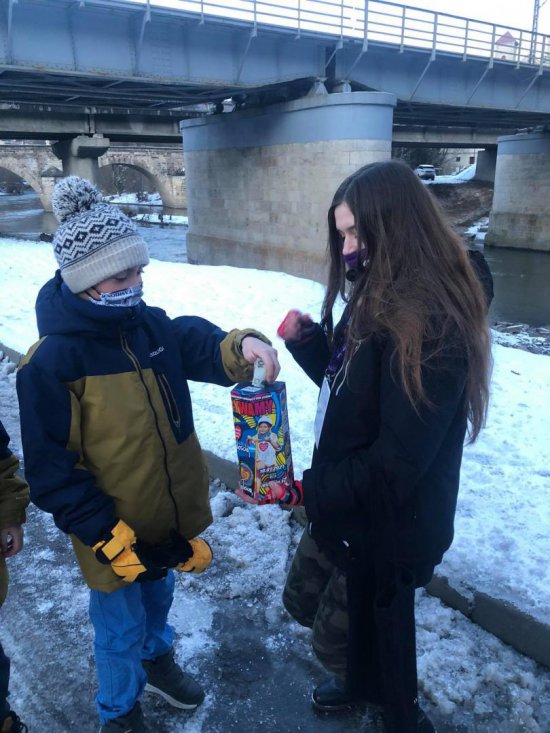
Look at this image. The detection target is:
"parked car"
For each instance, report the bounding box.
[415,164,436,181]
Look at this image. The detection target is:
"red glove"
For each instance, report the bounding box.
[277,310,315,343]
[235,481,303,508]
[260,480,303,507]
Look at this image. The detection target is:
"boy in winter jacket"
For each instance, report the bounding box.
[0,420,29,733]
[16,177,279,733]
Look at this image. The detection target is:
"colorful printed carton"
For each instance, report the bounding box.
[231,377,294,500]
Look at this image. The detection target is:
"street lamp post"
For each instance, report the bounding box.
[532,0,549,63]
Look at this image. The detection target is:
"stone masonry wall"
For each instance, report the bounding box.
[0,144,186,210]
[486,151,550,251]
[185,138,391,282]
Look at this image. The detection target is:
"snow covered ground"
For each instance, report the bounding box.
[0,237,548,623]
[133,212,189,226]
[103,192,188,224]
[105,192,163,206]
[0,236,549,732]
[465,217,488,244]
[425,165,477,186]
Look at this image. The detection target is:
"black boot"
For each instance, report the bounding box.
[312,676,354,712]
[1,712,28,733]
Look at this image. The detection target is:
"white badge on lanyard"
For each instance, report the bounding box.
[314,376,331,449]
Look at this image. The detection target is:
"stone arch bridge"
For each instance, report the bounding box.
[0,142,186,210]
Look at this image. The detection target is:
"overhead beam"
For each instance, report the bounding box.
[7,0,18,63]
[135,0,152,75]
[0,105,182,143]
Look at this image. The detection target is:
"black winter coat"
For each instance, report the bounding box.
[286,260,489,716]
[287,322,469,572]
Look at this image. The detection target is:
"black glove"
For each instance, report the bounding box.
[136,531,213,574]
[134,530,194,570]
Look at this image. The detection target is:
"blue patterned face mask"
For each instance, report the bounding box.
[88,283,143,307]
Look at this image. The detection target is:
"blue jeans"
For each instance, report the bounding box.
[89,571,175,723]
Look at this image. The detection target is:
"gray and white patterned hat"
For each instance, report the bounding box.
[52,176,149,294]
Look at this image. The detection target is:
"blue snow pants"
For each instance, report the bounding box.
[89,571,175,724]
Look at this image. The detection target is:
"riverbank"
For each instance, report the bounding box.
[492,323,550,356]
[430,182,550,332]
[465,216,550,351]
[431,180,495,234]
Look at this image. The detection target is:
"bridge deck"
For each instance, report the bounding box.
[1,0,550,135]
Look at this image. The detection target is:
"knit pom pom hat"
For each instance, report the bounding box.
[52,176,149,294]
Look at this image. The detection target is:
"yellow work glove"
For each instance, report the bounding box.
[176,538,213,574]
[93,520,165,583]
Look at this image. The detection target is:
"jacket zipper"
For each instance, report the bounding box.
[120,331,180,531]
[334,343,360,397]
[157,373,181,429]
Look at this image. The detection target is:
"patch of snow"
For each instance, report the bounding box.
[0,236,548,627]
[427,164,477,185]
[132,213,188,226]
[105,192,163,206]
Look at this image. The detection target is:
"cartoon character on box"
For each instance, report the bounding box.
[247,416,282,494]
[232,386,293,500]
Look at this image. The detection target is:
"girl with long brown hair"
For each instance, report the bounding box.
[274,159,492,732]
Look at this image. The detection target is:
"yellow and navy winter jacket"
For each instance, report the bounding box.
[0,420,29,607]
[17,273,263,592]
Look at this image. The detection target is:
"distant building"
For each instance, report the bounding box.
[440,148,481,175]
[495,31,519,62]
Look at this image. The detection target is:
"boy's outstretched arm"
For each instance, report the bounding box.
[171,315,279,385]
[240,335,279,383]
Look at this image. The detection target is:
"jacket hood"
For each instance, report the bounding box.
[36,272,147,338]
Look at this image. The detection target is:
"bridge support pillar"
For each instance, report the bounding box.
[181,92,396,281]
[51,134,110,186]
[475,148,497,183]
[486,132,550,252]
[40,166,63,211]
[157,174,187,209]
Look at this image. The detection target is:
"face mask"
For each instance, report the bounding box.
[343,251,359,270]
[88,283,143,308]
[344,250,369,282]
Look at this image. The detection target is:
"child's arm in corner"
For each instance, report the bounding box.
[0,420,29,560]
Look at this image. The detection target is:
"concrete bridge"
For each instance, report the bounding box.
[2,0,550,270]
[3,0,550,123]
[0,123,501,214]
[0,117,506,211]
[0,142,186,210]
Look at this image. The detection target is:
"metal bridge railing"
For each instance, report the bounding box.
[124,0,550,69]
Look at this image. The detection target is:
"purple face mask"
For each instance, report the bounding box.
[343,251,359,270]
[343,249,369,282]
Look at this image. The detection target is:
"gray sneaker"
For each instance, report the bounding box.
[143,650,205,710]
[99,702,147,733]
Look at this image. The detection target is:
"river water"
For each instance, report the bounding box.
[0,191,188,264]
[1,191,550,326]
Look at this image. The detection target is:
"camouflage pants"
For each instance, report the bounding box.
[283,529,348,678]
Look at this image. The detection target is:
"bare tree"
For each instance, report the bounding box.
[393,146,450,172]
